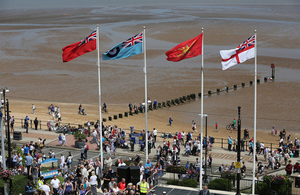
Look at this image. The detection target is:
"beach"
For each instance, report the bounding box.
[0,0,299,144]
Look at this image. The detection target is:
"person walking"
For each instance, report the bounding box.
[169,117,173,126]
[10,116,14,133]
[62,133,67,146]
[90,171,97,195]
[215,123,218,132]
[285,160,293,176]
[199,185,210,195]
[32,104,36,114]
[29,159,40,185]
[34,117,39,130]
[25,152,33,178]
[51,175,60,195]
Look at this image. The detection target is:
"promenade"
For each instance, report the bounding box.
[11,126,297,177]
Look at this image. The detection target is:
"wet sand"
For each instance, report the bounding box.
[1,2,300,144]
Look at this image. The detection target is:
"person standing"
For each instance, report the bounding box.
[228,136,232,151]
[153,128,157,142]
[102,169,111,193]
[199,185,210,195]
[32,104,36,114]
[51,175,60,195]
[215,123,218,132]
[62,133,67,146]
[103,102,107,113]
[138,178,149,195]
[25,153,33,179]
[90,171,98,195]
[10,116,14,133]
[34,117,39,130]
[24,117,29,133]
[87,121,91,132]
[153,99,157,109]
[29,159,40,185]
[95,162,102,189]
[169,117,173,126]
[40,181,51,195]
[233,118,236,129]
[129,102,133,113]
[144,159,152,180]
[63,178,73,195]
[285,160,293,176]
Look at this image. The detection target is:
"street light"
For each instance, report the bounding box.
[199,114,208,185]
[0,88,9,171]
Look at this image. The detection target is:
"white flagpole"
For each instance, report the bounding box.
[252,30,257,195]
[143,26,148,161]
[199,27,204,191]
[96,25,103,169]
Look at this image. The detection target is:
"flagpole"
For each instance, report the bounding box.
[143,26,148,161]
[96,25,103,169]
[199,27,204,191]
[252,30,257,195]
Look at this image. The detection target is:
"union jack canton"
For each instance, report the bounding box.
[237,35,255,52]
[122,32,143,48]
[78,29,97,46]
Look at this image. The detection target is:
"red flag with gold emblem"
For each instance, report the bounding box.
[165,33,203,62]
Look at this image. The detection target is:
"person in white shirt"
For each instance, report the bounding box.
[60,154,65,164]
[81,165,88,183]
[104,156,112,170]
[260,142,264,154]
[139,162,144,175]
[118,159,126,167]
[50,175,60,195]
[40,181,51,195]
[62,133,67,146]
[90,171,98,195]
[153,128,157,142]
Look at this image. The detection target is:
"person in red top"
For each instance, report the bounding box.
[285,160,293,176]
[118,178,126,191]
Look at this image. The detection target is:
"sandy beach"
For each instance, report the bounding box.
[0,0,300,145]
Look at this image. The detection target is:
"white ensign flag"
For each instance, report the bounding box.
[220,35,255,70]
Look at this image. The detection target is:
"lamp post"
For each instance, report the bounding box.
[0,88,9,195]
[6,99,11,169]
[199,114,208,182]
[236,106,241,195]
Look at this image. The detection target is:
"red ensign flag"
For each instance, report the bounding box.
[165,33,203,62]
[62,29,97,62]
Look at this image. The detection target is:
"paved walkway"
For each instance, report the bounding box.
[6,126,300,193]
[9,127,299,173]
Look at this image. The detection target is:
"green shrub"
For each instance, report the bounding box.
[259,174,292,195]
[208,178,232,191]
[255,182,270,195]
[181,178,197,187]
[167,180,179,185]
[166,165,187,174]
[0,174,28,195]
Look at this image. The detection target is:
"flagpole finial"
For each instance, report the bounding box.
[202,27,204,31]
[255,29,257,33]
[97,24,99,27]
[143,26,146,29]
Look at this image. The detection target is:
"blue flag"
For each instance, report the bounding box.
[102,32,143,60]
